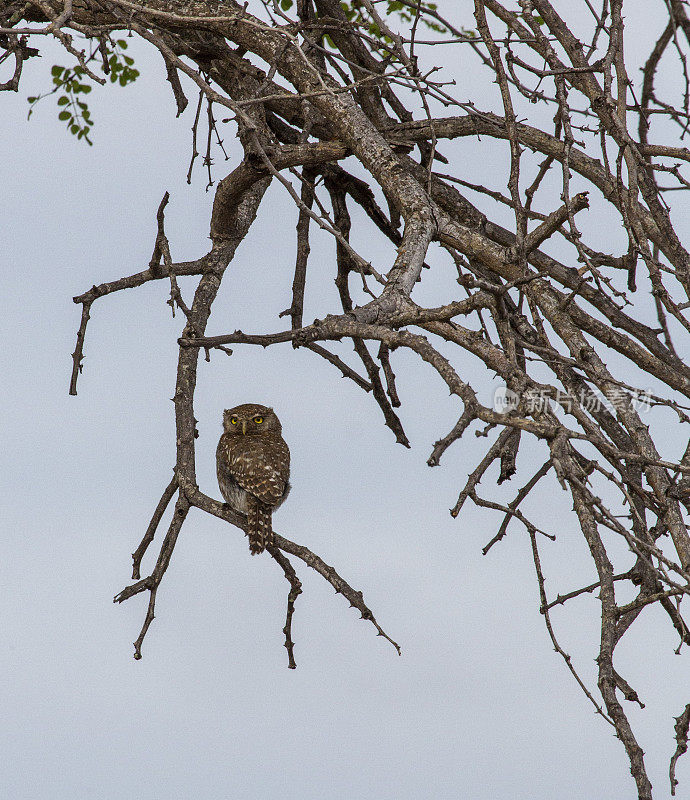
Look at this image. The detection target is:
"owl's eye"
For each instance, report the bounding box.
[230,417,238,425]
[253,416,264,424]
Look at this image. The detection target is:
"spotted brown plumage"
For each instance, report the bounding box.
[216,403,291,554]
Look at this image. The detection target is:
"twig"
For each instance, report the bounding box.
[268,545,303,669]
[192,487,402,656]
[528,528,614,726]
[671,703,690,795]
[69,298,92,396]
[132,474,178,580]
[483,459,552,554]
[115,493,190,660]
[450,427,516,517]
[374,344,398,407]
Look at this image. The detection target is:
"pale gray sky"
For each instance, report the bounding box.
[2,3,688,798]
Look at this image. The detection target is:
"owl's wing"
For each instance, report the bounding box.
[227,436,290,506]
[216,436,237,497]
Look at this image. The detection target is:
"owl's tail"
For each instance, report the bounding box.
[247,496,274,555]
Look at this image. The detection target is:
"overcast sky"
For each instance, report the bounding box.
[2,3,689,798]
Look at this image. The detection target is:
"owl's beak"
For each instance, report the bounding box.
[241,420,247,435]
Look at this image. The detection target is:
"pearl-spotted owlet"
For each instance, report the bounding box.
[216,403,291,554]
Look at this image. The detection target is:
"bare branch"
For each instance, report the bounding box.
[671,703,690,796]
[13,0,690,789]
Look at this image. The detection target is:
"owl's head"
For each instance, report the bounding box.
[222,403,281,436]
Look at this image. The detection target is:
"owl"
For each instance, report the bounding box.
[216,403,291,554]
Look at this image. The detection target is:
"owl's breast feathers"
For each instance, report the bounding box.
[218,432,290,507]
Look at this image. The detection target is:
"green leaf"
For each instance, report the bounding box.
[57,96,69,105]
[70,124,79,134]
[81,84,92,94]
[119,75,127,86]
[110,74,118,83]
[117,39,128,49]
[51,65,64,77]
[58,110,71,121]
[123,56,134,65]
[280,0,292,8]
[27,96,37,103]
[73,66,84,76]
